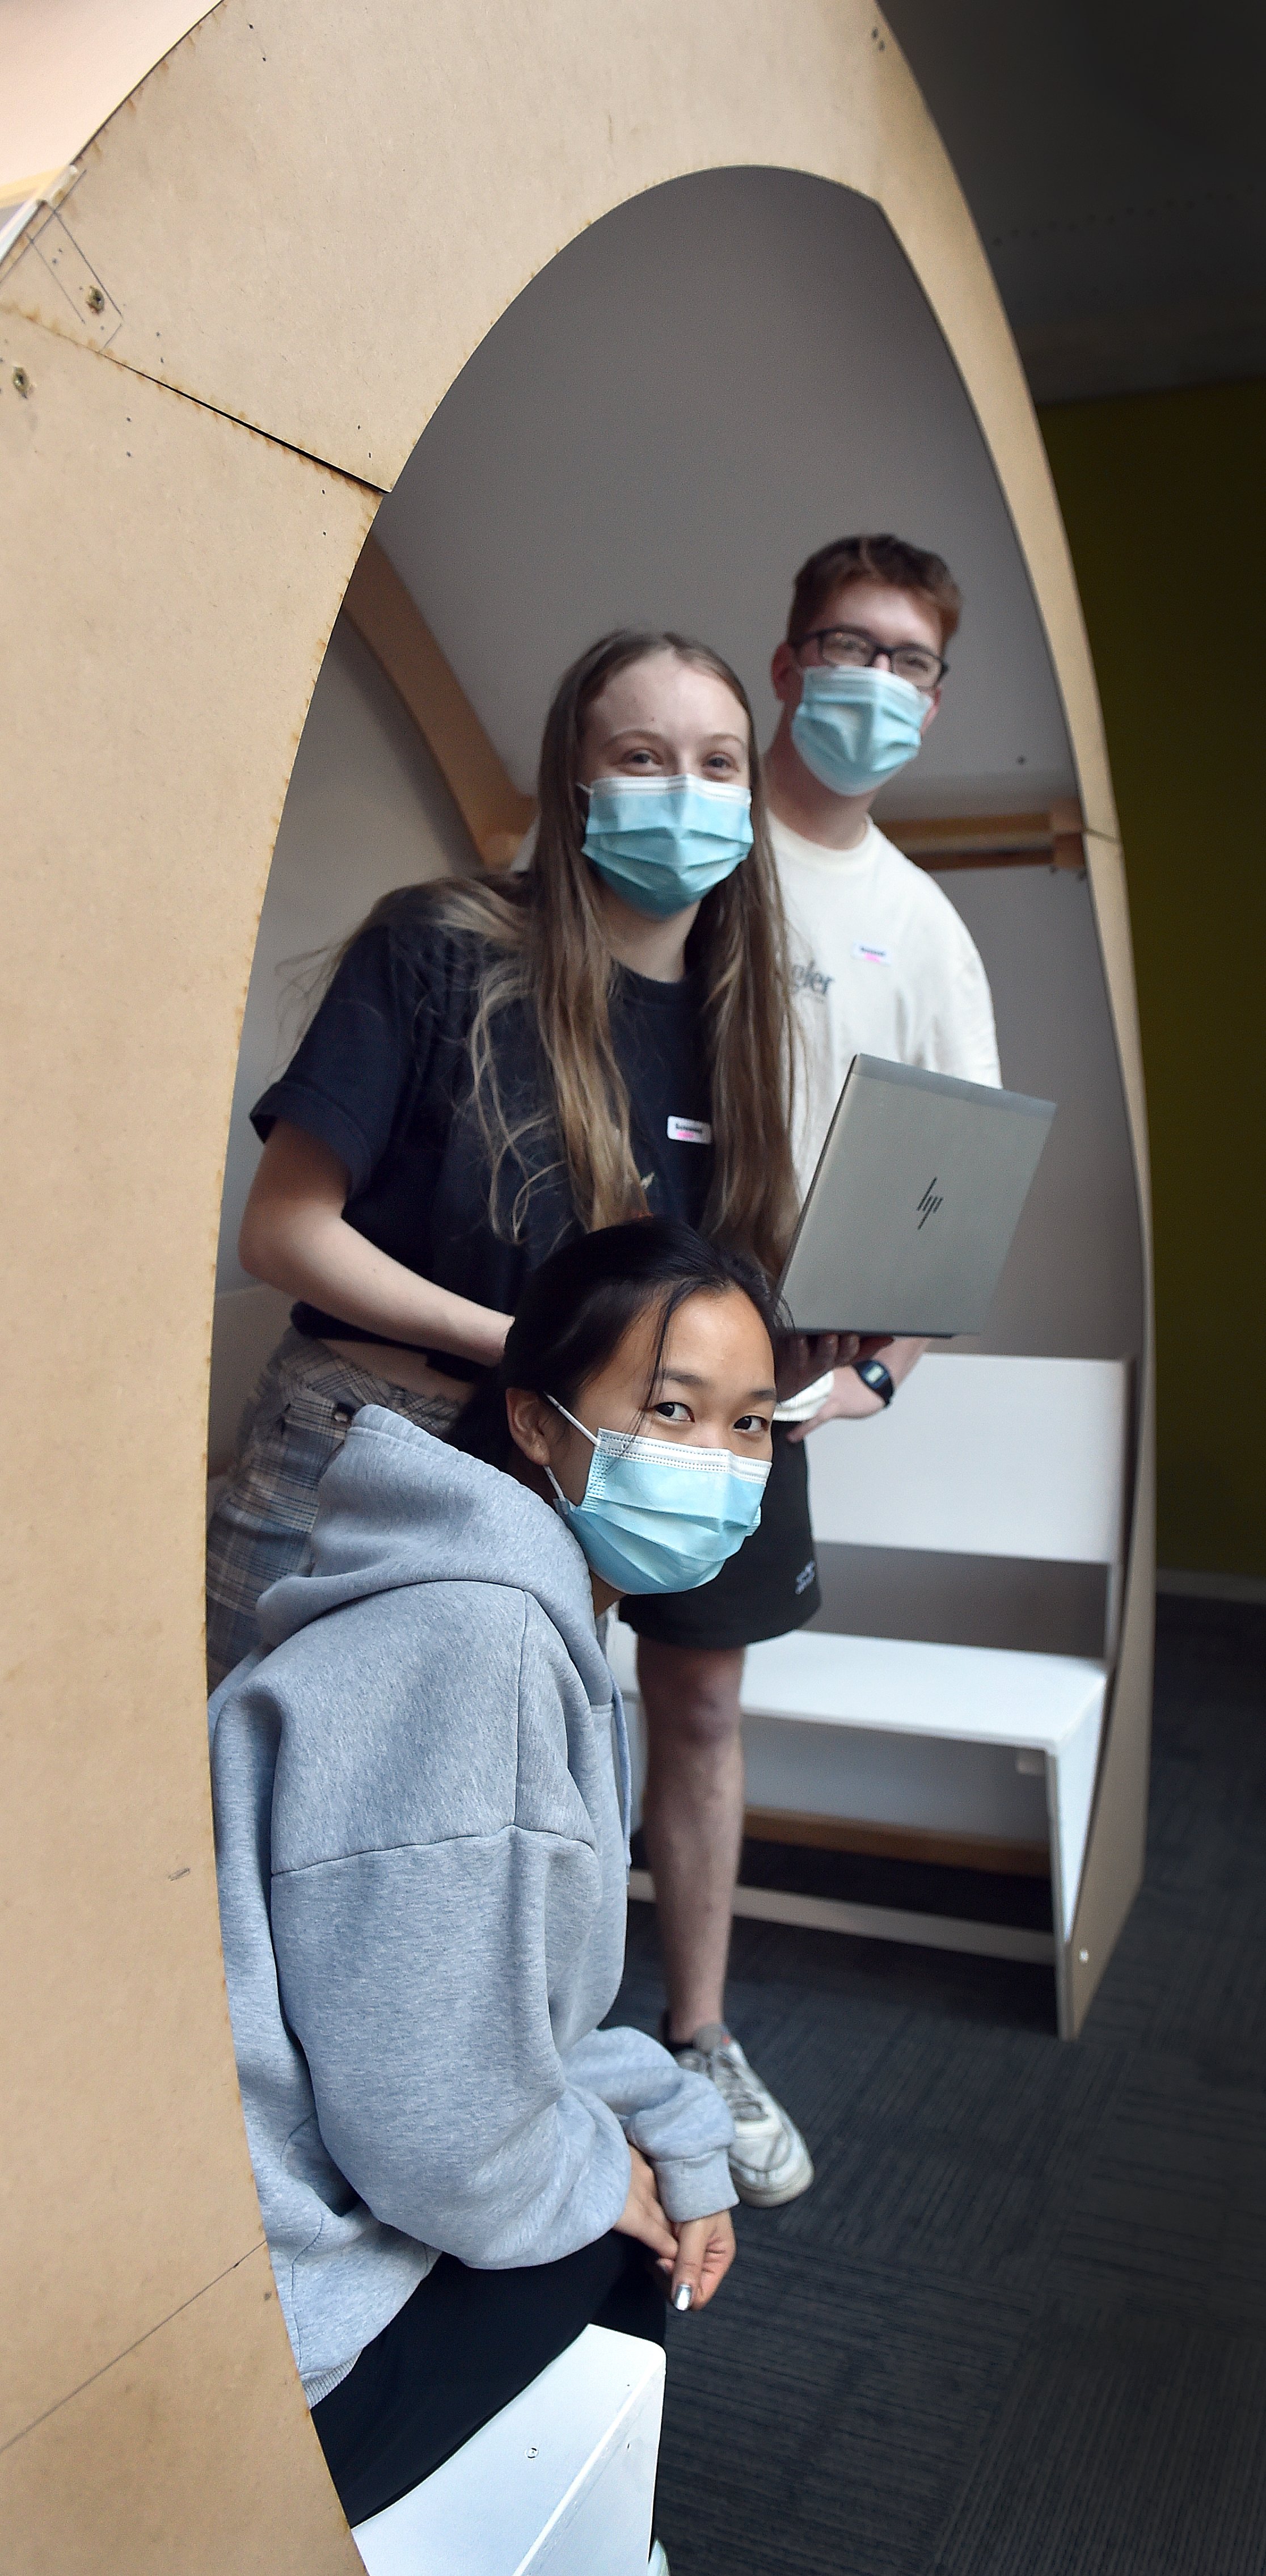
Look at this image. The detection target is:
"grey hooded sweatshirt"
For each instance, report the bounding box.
[209,1405,735,2406]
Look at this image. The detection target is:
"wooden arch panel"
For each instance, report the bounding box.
[0,6,1153,2567]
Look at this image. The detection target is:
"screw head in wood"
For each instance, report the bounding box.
[86,285,106,314]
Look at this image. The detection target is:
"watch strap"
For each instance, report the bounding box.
[853,1358,895,1407]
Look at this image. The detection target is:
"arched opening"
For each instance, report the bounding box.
[213,166,1145,1890]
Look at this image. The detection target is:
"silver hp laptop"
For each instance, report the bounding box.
[779,1054,1056,1338]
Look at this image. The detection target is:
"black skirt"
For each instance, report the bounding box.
[312,2233,665,2529]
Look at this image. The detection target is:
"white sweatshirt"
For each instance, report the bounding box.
[771,811,1001,1419]
[771,810,1002,1196]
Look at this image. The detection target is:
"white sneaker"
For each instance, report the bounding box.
[669,2022,814,2207]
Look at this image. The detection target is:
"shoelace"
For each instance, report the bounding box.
[695,2042,767,2127]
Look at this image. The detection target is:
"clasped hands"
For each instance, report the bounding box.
[615,2143,735,2313]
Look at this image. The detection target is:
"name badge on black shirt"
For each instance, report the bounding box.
[250,917,716,1356]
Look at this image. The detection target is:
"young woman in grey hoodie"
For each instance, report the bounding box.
[210,1218,781,2532]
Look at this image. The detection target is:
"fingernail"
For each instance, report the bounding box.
[673,2283,693,2312]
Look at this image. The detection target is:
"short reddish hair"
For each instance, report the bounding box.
[787,534,962,651]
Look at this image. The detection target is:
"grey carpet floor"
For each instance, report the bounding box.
[615,1597,1266,2576]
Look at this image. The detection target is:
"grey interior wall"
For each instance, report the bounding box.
[216,619,472,1292]
[376,166,1077,823]
[942,864,1143,1362]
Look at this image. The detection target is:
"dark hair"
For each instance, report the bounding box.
[788,533,962,650]
[449,1217,783,1473]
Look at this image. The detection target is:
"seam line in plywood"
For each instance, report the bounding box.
[0,300,386,495]
[0,2237,268,2457]
[100,347,390,491]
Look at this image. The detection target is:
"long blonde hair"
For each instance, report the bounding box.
[356,631,799,1278]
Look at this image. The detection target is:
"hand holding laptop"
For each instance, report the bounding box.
[774,1328,893,1406]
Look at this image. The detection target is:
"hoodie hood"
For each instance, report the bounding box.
[258,1404,611,1705]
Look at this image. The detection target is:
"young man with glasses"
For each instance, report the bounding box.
[628,538,999,2213]
[763,531,1001,1436]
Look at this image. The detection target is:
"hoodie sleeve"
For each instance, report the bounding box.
[562,2026,737,2225]
[267,1589,733,2266]
[271,1825,634,2267]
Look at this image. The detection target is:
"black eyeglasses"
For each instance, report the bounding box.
[794,624,947,692]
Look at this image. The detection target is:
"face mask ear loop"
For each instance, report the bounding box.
[548,1395,597,1445]
[545,1396,598,1519]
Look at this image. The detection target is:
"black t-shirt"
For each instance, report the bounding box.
[251,910,716,1371]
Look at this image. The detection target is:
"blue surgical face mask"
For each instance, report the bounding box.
[545,1398,770,1596]
[790,664,927,797]
[582,774,753,920]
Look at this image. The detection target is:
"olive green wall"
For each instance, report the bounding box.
[1040,381,1266,1577]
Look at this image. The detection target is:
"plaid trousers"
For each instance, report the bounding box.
[206,1328,461,1691]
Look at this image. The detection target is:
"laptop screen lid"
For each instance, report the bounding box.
[778,1054,1056,1338]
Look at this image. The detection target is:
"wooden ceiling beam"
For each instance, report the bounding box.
[341,534,535,868]
[885,797,1086,870]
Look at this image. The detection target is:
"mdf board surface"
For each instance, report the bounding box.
[0,307,372,2569]
[1067,1365,1156,2030]
[1,2250,351,2576]
[0,2,1151,2563]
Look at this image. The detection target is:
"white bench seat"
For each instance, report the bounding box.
[611,1622,1104,1960]
[352,2324,664,2576]
[733,1628,1104,1944]
[739,1626,1105,1754]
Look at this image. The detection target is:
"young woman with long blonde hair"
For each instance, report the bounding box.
[208,625,843,2206]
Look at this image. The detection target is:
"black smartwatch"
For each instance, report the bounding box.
[853,1358,895,1407]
